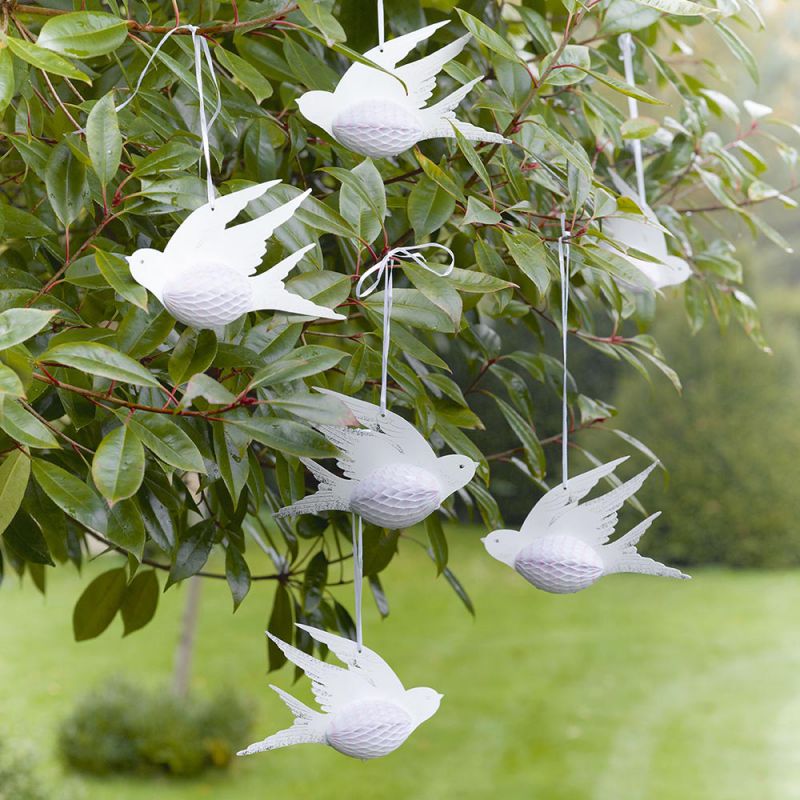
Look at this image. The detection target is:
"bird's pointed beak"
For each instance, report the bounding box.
[437,693,444,700]
[480,536,487,544]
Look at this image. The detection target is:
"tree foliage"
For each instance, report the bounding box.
[0,0,794,656]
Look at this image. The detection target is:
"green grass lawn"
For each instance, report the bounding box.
[3,530,800,800]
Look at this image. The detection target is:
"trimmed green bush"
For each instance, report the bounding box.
[607,293,800,568]
[0,738,50,800]
[58,679,254,777]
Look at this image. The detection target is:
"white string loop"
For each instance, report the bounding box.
[619,33,646,207]
[116,25,221,208]
[557,214,571,486]
[377,0,385,51]
[356,244,455,413]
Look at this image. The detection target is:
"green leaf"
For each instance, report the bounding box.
[6,36,91,84]
[425,515,448,575]
[169,519,216,585]
[0,450,31,536]
[579,67,664,105]
[267,582,293,671]
[0,308,57,351]
[502,230,553,294]
[32,459,108,537]
[231,417,339,459]
[0,205,54,239]
[3,511,53,566]
[86,93,122,186]
[0,364,25,399]
[456,9,521,63]
[129,140,199,179]
[297,0,347,44]
[0,399,59,449]
[631,0,717,16]
[119,411,206,473]
[250,345,346,388]
[37,11,128,58]
[408,177,456,238]
[225,547,251,612]
[183,374,235,407]
[120,570,159,636]
[620,117,660,139]
[441,565,474,616]
[215,47,273,103]
[92,424,145,505]
[73,567,127,641]
[0,47,15,114]
[405,262,463,328]
[45,142,89,227]
[302,551,327,614]
[94,249,148,310]
[42,342,160,387]
[168,329,218,386]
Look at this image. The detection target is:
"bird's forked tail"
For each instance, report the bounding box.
[603,512,691,580]
[237,686,326,755]
[249,244,345,320]
[274,459,350,519]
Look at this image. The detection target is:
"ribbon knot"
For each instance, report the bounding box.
[116,25,221,208]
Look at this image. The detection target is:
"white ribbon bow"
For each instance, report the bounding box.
[117,25,221,208]
[356,244,455,413]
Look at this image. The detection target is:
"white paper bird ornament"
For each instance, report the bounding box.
[276,388,478,529]
[297,20,510,159]
[482,458,690,594]
[603,34,691,290]
[238,624,442,760]
[127,182,345,331]
[602,172,692,290]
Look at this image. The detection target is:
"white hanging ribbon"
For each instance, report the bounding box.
[116,25,221,208]
[356,244,455,413]
[377,0,385,51]
[352,514,364,651]
[350,243,454,651]
[557,214,571,485]
[619,33,646,207]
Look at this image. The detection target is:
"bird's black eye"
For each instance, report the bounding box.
[459,464,464,469]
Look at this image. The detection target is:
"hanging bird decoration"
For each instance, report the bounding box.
[127,181,345,331]
[238,624,443,760]
[275,388,478,529]
[482,458,690,594]
[602,172,692,290]
[296,21,510,159]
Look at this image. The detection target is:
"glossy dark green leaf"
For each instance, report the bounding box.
[168,519,216,585]
[120,570,159,636]
[73,567,127,641]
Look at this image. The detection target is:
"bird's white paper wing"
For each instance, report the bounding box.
[165,183,310,276]
[335,21,450,105]
[395,34,471,109]
[267,632,370,713]
[520,457,628,537]
[551,462,659,546]
[298,624,406,698]
[314,388,437,475]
